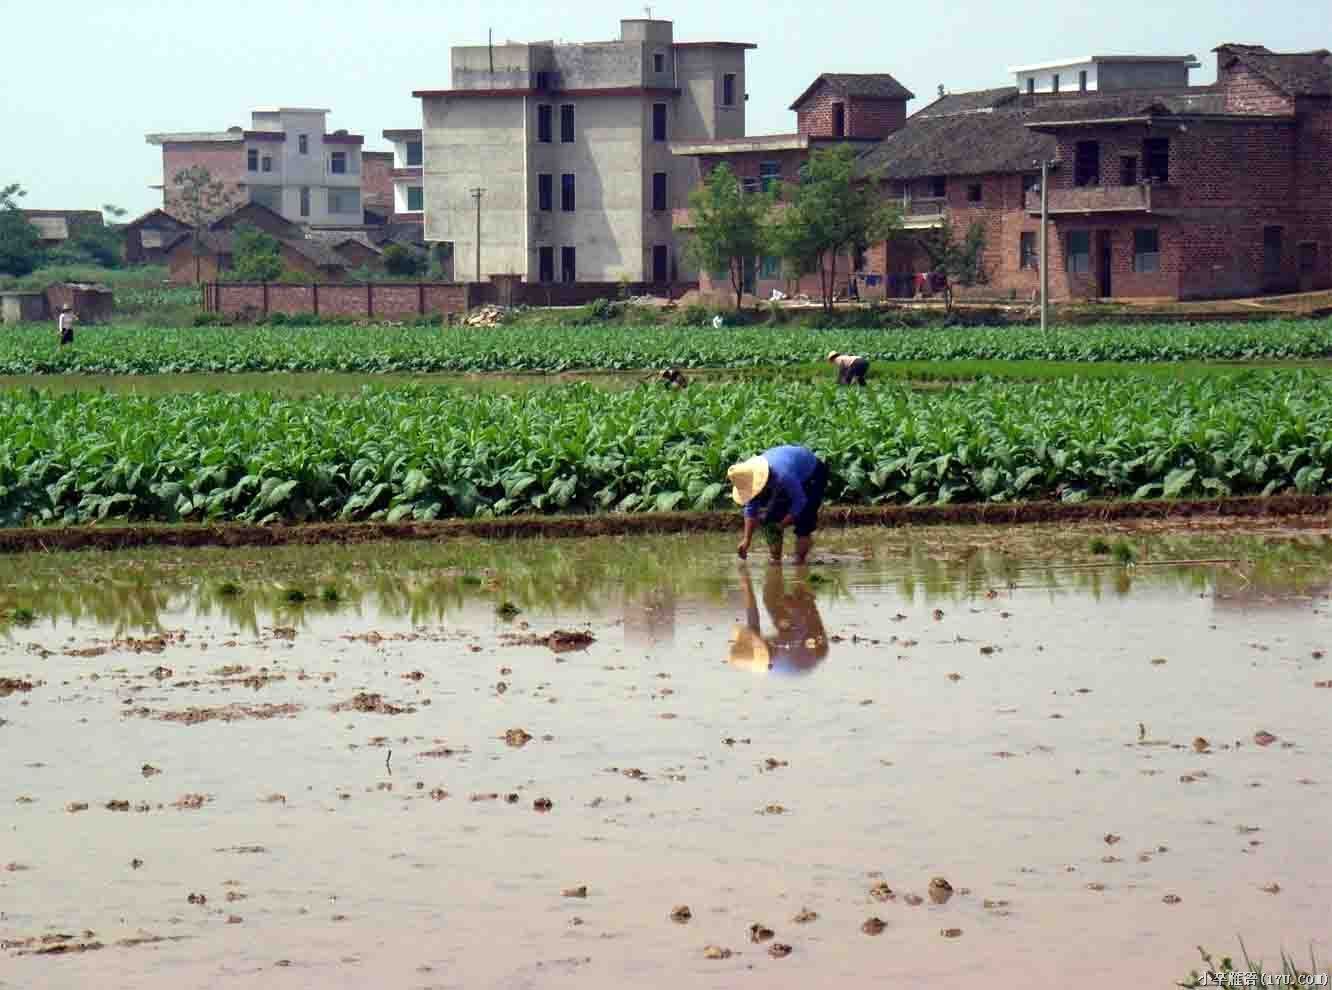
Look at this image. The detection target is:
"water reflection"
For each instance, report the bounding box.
[728,564,830,675]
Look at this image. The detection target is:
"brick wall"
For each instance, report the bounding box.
[206,281,478,318]
[161,142,247,216]
[796,82,906,139]
[169,244,227,284]
[1217,63,1295,115]
[361,151,395,212]
[1294,99,1332,291]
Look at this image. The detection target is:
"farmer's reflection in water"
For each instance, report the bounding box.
[728,564,830,675]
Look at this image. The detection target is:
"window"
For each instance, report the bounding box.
[262,155,273,173]
[930,176,946,198]
[1120,155,1138,186]
[250,186,282,212]
[538,246,554,283]
[760,255,780,278]
[1074,141,1100,187]
[560,246,576,283]
[560,104,575,143]
[1133,228,1160,273]
[722,73,736,107]
[247,149,259,171]
[1022,173,1040,198]
[1143,138,1169,183]
[538,173,553,212]
[741,176,761,194]
[561,173,575,212]
[832,101,846,137]
[406,185,424,212]
[299,187,311,217]
[537,105,553,143]
[1027,78,1035,95]
[1066,231,1091,273]
[298,134,309,155]
[652,103,668,142]
[1263,226,1283,276]
[652,244,669,281]
[406,140,423,167]
[967,183,982,203]
[1020,231,1038,270]
[652,172,668,212]
[329,188,360,214]
[653,52,665,74]
[535,70,550,90]
[330,151,348,174]
[1052,73,1060,93]
[759,161,781,191]
[141,229,164,249]
[1079,70,1088,92]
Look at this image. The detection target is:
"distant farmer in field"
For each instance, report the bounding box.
[728,444,829,565]
[826,351,869,386]
[659,368,689,389]
[728,563,829,675]
[57,306,77,347]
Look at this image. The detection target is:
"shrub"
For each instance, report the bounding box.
[384,244,425,277]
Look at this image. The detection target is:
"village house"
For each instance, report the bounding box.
[162,202,351,283]
[123,208,191,265]
[411,17,755,283]
[18,209,104,248]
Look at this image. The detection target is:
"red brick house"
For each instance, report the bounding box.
[123,208,191,265]
[164,203,349,283]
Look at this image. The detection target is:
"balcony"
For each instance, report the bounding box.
[898,196,946,229]
[1025,183,1180,216]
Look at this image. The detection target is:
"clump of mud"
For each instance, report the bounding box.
[500,629,596,653]
[124,703,303,724]
[330,693,414,715]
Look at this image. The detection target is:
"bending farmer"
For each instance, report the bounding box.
[728,444,829,565]
[827,351,869,386]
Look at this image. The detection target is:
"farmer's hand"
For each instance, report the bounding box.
[737,541,750,560]
[780,515,796,529]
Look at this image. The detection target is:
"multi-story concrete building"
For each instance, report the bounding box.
[1007,55,1199,96]
[147,108,371,227]
[412,18,754,283]
[382,129,425,223]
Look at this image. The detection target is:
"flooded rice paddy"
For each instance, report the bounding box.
[2,522,1330,988]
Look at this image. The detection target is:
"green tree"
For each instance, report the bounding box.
[767,145,900,313]
[383,243,425,277]
[171,166,240,283]
[230,222,284,282]
[914,218,989,313]
[0,183,44,277]
[683,164,773,311]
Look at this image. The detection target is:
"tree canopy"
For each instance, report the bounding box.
[683,164,774,310]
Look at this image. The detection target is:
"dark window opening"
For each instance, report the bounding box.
[406,186,424,212]
[537,105,553,143]
[1074,141,1100,187]
[652,244,669,282]
[298,134,309,154]
[653,52,665,74]
[722,73,736,107]
[406,140,423,166]
[832,102,846,137]
[1052,73,1060,93]
[1027,78,1035,95]
[1133,228,1160,273]
[561,173,575,212]
[330,151,347,174]
[535,70,550,90]
[538,246,554,283]
[560,104,575,143]
[652,172,668,212]
[1020,231,1038,270]
[967,183,982,203]
[1263,226,1283,276]
[759,161,780,192]
[261,155,273,173]
[1143,138,1169,183]
[1022,173,1040,197]
[247,149,259,171]
[1079,70,1088,92]
[538,173,553,212]
[1120,155,1138,186]
[560,246,576,283]
[300,187,311,217]
[652,103,667,142]
[1066,230,1091,273]
[930,176,946,198]
[741,176,760,194]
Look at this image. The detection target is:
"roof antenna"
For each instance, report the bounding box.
[488,28,494,74]
[645,5,654,17]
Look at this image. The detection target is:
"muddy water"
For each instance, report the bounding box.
[2,526,1330,988]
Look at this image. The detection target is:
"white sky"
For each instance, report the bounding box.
[4,0,1326,217]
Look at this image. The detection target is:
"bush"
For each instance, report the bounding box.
[229,222,284,282]
[383,244,425,277]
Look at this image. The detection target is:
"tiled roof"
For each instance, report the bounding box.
[854,89,1054,180]
[1216,44,1332,97]
[1022,88,1230,124]
[790,72,914,109]
[914,87,1020,118]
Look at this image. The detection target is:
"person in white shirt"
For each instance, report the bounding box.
[826,351,869,386]
[57,306,77,346]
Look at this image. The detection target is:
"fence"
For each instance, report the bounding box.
[202,280,699,320]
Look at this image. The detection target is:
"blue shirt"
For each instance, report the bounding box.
[744,445,820,522]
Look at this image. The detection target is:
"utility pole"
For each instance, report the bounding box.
[1039,158,1050,331]
[470,187,485,282]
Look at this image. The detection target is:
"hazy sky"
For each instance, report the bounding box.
[5,0,1325,217]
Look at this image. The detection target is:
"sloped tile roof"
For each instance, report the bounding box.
[790,72,914,109]
[1216,44,1332,97]
[914,87,1020,118]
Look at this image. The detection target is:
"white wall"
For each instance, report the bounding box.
[1015,62,1098,94]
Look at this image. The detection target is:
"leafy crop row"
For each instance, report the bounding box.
[2,320,1331,375]
[2,375,1331,526]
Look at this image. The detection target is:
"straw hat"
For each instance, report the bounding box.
[727,455,770,506]
[826,351,840,361]
[728,625,771,673]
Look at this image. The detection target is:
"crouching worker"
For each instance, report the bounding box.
[827,351,869,386]
[659,368,689,389]
[728,444,829,565]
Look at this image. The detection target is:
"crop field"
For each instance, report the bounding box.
[2,374,1330,526]
[3,318,1332,375]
